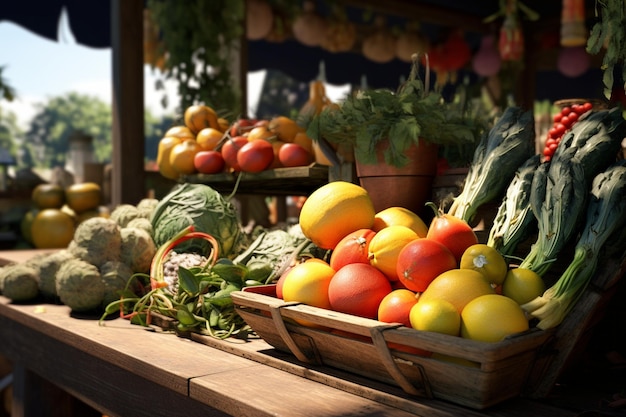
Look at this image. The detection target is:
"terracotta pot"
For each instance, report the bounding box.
[355,141,438,219]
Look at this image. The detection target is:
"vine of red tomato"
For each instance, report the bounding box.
[542,101,593,162]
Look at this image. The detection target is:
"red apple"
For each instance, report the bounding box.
[278,143,313,167]
[194,150,225,174]
[329,228,377,271]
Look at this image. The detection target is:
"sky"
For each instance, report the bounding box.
[0,11,349,130]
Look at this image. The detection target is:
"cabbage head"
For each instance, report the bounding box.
[151,184,242,257]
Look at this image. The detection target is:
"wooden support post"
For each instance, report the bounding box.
[111,0,146,206]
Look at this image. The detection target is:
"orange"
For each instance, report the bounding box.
[31,208,76,249]
[378,288,419,327]
[299,181,375,250]
[461,294,529,342]
[328,263,392,319]
[156,136,183,180]
[164,125,195,140]
[184,104,220,134]
[367,225,418,281]
[268,116,303,143]
[32,183,66,209]
[281,260,335,310]
[217,117,230,132]
[372,207,429,238]
[460,244,509,286]
[169,139,201,175]
[292,131,314,154]
[418,269,495,313]
[65,182,102,214]
[195,127,224,150]
[246,125,275,142]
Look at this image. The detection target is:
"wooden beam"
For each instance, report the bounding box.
[339,0,490,33]
[111,0,146,206]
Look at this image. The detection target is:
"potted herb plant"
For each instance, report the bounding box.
[306,54,484,216]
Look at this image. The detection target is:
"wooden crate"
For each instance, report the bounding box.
[232,286,554,410]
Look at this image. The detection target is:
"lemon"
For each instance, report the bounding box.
[409,299,461,336]
[372,206,429,237]
[281,260,335,310]
[459,244,509,285]
[418,269,495,312]
[461,294,529,342]
[367,225,418,280]
[299,181,375,250]
[502,268,546,305]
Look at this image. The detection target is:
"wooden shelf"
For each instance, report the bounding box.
[181,164,330,196]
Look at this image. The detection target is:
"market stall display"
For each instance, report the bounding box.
[1,101,626,414]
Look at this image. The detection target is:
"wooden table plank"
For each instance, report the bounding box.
[0,298,443,416]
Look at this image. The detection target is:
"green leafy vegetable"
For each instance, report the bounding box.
[522,160,626,329]
[519,108,626,276]
[447,107,535,223]
[487,154,541,255]
[151,183,242,258]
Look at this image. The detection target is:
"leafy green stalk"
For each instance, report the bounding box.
[522,161,626,329]
[519,108,626,276]
[520,151,587,276]
[447,107,535,223]
[487,154,540,255]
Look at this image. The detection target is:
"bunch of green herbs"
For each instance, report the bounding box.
[306,55,484,168]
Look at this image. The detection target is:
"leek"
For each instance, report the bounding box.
[522,160,626,329]
[519,108,626,276]
[447,107,534,223]
[487,154,541,256]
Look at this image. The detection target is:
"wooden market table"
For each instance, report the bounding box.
[0,296,580,417]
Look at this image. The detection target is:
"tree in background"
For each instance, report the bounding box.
[25,92,112,168]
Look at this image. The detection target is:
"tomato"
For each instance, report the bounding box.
[194,150,225,174]
[237,139,274,173]
[229,118,257,137]
[221,136,248,171]
[426,204,478,264]
[278,143,313,167]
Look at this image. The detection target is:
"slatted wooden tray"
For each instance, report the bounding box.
[232,285,554,410]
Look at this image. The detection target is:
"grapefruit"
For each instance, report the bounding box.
[299,181,375,250]
[329,228,376,271]
[328,263,392,319]
[418,269,495,313]
[372,207,428,237]
[461,294,529,342]
[396,238,457,292]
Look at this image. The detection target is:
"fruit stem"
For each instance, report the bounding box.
[425,201,442,218]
